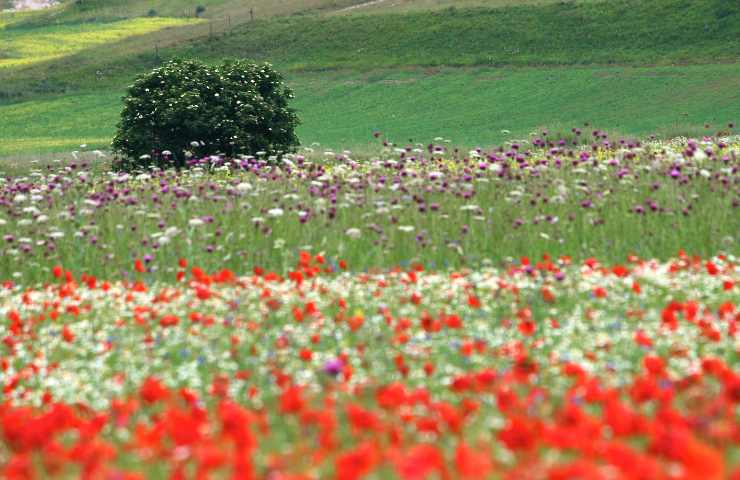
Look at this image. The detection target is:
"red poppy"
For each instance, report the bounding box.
[140,377,169,404]
[279,386,304,414]
[498,415,539,451]
[455,442,493,478]
[336,442,378,480]
[467,294,481,308]
[518,319,536,336]
[376,383,407,410]
[159,315,179,327]
[395,444,446,480]
[61,325,74,343]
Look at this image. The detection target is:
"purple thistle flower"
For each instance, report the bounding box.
[323,358,343,376]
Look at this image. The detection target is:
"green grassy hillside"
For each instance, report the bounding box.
[2,64,737,156]
[4,0,737,95]
[4,0,360,23]
[0,0,738,157]
[0,17,199,69]
[0,0,390,35]
[336,0,597,13]
[186,0,738,70]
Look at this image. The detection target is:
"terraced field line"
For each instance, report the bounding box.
[337,0,389,13]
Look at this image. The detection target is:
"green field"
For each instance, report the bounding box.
[1,63,738,156]
[0,0,738,158]
[4,0,737,91]
[179,0,739,70]
[334,0,601,13]
[0,17,199,69]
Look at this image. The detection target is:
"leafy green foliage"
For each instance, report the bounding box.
[112,59,299,168]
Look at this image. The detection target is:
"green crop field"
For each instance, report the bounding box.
[0,16,199,69]
[1,63,738,156]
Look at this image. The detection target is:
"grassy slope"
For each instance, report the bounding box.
[5,0,737,93]
[0,17,199,69]
[190,0,738,70]
[5,0,363,22]
[0,0,368,99]
[337,0,599,13]
[0,0,738,156]
[1,64,737,156]
[295,65,740,147]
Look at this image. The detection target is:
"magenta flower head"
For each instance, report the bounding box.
[323,358,343,376]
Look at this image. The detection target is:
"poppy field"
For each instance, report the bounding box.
[0,132,739,478]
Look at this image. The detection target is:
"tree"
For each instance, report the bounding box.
[112,59,300,169]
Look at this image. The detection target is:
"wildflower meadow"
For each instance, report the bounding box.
[0,131,738,478]
[1,0,739,476]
